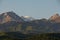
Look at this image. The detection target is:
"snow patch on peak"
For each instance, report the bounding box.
[21,16,35,22]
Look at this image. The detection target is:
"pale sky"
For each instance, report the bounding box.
[0,0,60,19]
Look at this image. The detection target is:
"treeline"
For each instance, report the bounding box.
[25,33,60,40]
[0,32,60,40]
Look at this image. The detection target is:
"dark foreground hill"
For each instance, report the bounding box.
[0,32,60,40]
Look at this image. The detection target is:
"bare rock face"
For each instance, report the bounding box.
[0,11,24,24]
[49,13,60,23]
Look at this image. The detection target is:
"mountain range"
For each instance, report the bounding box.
[0,11,60,33]
[0,11,60,39]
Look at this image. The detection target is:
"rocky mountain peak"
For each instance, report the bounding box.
[0,11,24,23]
[50,13,59,20]
[49,13,60,23]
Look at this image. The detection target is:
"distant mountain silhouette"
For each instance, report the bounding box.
[0,11,24,24]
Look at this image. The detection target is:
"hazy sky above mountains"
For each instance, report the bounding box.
[0,0,60,19]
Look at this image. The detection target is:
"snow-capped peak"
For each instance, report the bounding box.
[21,16,35,22]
